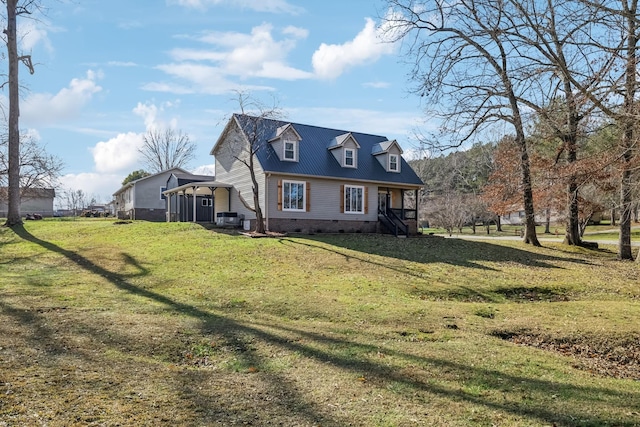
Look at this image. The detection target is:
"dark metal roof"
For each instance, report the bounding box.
[234,114,424,187]
[172,173,215,186]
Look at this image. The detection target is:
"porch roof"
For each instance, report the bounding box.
[163,181,234,197]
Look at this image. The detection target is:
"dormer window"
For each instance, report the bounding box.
[389,154,399,172]
[344,149,355,167]
[268,123,302,162]
[328,132,360,168]
[284,139,297,161]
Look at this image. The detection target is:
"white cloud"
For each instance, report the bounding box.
[167,0,304,14]
[363,81,391,89]
[147,23,311,94]
[90,132,144,173]
[21,70,103,126]
[183,23,311,80]
[191,164,215,176]
[312,18,398,80]
[57,172,125,202]
[20,20,54,53]
[108,61,137,67]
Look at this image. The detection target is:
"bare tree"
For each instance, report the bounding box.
[138,128,196,173]
[383,0,541,245]
[63,188,88,217]
[224,92,284,234]
[2,0,37,227]
[0,130,63,191]
[425,192,472,236]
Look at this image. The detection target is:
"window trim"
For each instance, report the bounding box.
[388,154,399,172]
[344,185,365,214]
[160,186,167,200]
[282,180,306,211]
[283,139,297,162]
[344,148,356,168]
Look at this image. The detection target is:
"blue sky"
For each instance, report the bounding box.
[7,0,431,202]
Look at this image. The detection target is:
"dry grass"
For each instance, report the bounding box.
[0,219,639,426]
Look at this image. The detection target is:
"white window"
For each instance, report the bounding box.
[344,185,364,214]
[389,154,399,172]
[201,198,212,207]
[344,148,355,167]
[283,181,305,211]
[283,139,296,161]
[160,186,167,200]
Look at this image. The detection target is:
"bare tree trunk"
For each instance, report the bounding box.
[517,130,540,246]
[545,208,551,234]
[611,208,616,226]
[618,0,637,260]
[564,179,582,245]
[248,151,265,234]
[4,0,21,227]
[619,162,634,259]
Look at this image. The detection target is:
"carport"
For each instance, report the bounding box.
[162,181,234,223]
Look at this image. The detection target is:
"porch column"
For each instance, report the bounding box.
[181,190,186,222]
[401,189,405,218]
[166,192,171,222]
[193,186,198,223]
[210,187,215,223]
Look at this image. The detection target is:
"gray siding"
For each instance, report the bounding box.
[266,175,378,222]
[213,123,266,220]
[135,173,170,210]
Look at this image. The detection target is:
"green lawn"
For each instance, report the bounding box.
[1,219,638,426]
[423,222,640,242]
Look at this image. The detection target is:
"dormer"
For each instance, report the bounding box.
[268,123,302,162]
[327,132,360,168]
[372,140,403,173]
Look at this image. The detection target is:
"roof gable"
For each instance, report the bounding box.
[269,123,302,142]
[327,132,361,150]
[372,139,403,155]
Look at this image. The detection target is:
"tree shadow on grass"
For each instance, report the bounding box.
[8,225,639,426]
[282,234,593,272]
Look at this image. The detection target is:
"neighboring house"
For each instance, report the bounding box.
[113,167,187,221]
[164,172,217,222]
[208,114,425,235]
[0,187,55,218]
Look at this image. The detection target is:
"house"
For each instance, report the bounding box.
[164,172,217,222]
[205,114,424,235]
[113,167,187,221]
[0,187,55,218]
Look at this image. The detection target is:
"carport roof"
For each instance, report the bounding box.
[162,181,233,197]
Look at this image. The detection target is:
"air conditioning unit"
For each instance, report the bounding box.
[216,212,243,227]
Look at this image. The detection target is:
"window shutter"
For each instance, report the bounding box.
[340,185,344,213]
[277,180,282,211]
[306,182,311,212]
[364,187,369,214]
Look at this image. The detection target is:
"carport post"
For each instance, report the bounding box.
[193,186,198,223]
[166,192,171,222]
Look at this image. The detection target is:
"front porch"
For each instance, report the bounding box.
[377,187,419,236]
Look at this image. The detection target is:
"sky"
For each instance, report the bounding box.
[4,0,433,204]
